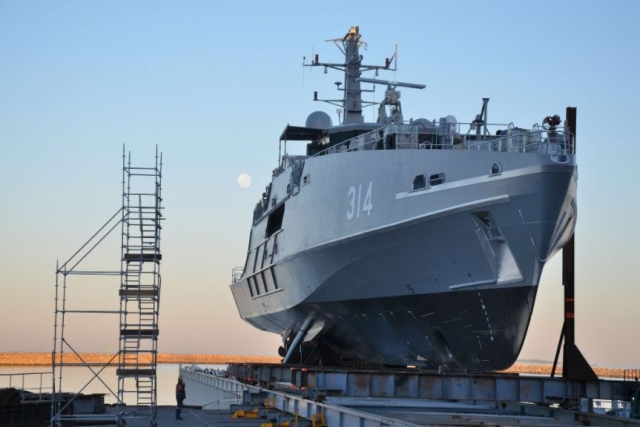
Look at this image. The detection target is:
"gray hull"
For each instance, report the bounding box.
[231,148,577,370]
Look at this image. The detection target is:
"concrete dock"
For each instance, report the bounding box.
[108,403,637,427]
[98,406,264,427]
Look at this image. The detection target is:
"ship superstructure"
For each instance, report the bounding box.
[230,26,576,370]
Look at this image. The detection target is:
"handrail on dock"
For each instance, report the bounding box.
[0,371,53,402]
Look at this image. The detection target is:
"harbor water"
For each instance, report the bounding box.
[0,364,226,406]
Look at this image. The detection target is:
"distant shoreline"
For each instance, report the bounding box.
[0,353,280,367]
[0,353,633,379]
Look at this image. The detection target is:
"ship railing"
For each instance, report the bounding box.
[623,369,639,383]
[231,266,244,283]
[0,371,53,402]
[464,122,574,155]
[312,121,574,157]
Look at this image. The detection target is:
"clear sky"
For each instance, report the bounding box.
[1,1,639,368]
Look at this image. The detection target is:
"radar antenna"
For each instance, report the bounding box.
[355,78,426,124]
[356,77,426,90]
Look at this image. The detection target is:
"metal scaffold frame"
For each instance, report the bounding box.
[50,146,164,427]
[117,146,164,424]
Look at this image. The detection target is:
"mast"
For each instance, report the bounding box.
[343,26,364,124]
[307,26,386,125]
[306,26,424,126]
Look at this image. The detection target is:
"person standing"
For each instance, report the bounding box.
[175,376,186,420]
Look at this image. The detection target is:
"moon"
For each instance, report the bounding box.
[237,173,252,188]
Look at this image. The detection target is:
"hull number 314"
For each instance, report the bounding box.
[347,182,373,220]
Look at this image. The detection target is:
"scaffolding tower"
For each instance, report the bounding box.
[117,147,163,422]
[51,147,163,427]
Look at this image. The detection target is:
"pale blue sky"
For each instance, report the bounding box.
[1,1,639,368]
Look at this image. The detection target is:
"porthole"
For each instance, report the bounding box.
[551,154,568,164]
[429,173,445,186]
[412,174,427,190]
[490,162,502,175]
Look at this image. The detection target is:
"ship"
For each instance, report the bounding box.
[230,26,577,371]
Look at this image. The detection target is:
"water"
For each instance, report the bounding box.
[0,364,226,406]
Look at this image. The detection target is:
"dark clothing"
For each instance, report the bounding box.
[176,382,186,402]
[175,381,186,419]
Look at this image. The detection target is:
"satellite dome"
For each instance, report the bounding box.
[445,115,457,127]
[306,111,332,129]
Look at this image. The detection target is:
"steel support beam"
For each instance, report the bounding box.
[183,368,640,427]
[228,365,631,404]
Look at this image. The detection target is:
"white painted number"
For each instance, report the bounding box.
[363,182,373,216]
[347,186,356,220]
[347,182,373,220]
